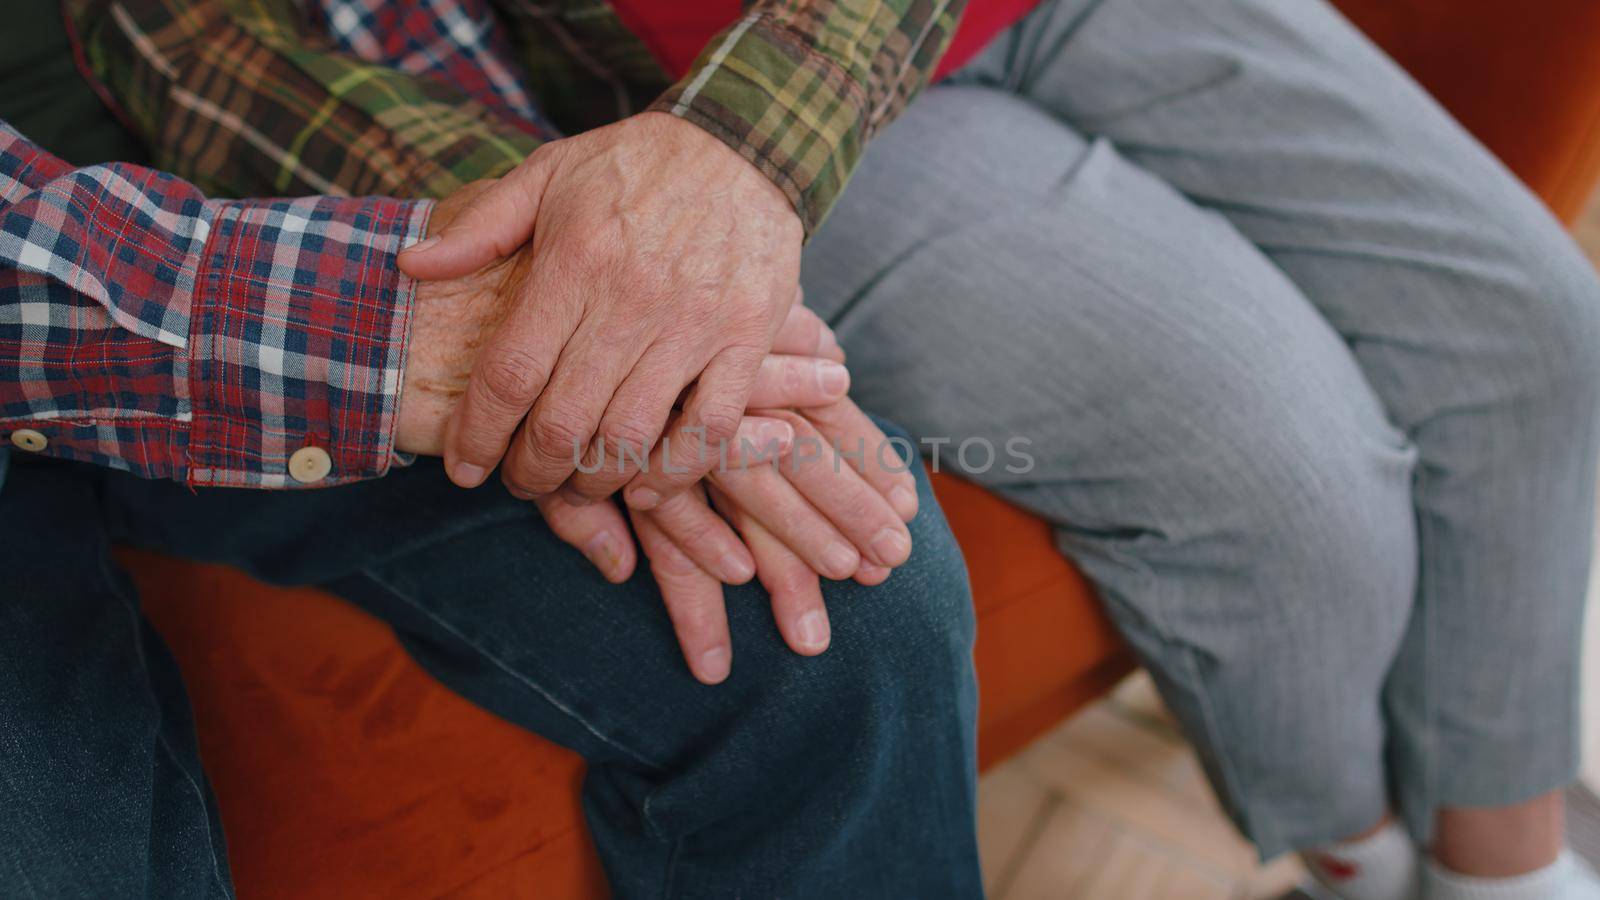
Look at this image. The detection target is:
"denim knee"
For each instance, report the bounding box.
[799,418,976,714]
[743,416,976,756]
[639,421,979,847]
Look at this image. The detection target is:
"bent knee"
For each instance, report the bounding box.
[1469,215,1600,415]
[1518,254,1600,413]
[736,414,975,707]
[1179,387,1419,601]
[840,446,975,672]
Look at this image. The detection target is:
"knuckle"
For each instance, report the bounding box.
[773,504,820,540]
[840,493,881,527]
[674,513,723,549]
[451,425,503,461]
[696,402,742,445]
[500,466,544,499]
[651,543,705,579]
[599,417,657,459]
[527,409,591,459]
[477,348,547,408]
[770,567,818,599]
[724,339,769,369]
[673,602,722,637]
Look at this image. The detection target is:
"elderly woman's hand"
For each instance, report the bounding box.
[537,390,920,685]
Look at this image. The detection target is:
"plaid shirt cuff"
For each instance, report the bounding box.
[183,195,430,488]
[650,2,963,235]
[1,123,431,487]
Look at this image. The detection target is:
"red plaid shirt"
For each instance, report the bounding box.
[0,121,429,488]
[4,0,547,490]
[4,0,1001,489]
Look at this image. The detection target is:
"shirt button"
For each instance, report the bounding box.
[288,446,332,484]
[10,429,48,452]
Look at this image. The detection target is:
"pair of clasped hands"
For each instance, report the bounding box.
[391,113,917,684]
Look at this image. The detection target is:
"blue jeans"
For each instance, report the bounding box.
[0,423,981,898]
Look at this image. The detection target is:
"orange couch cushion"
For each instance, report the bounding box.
[1334,0,1600,223]
[127,473,1123,899]
[129,551,608,900]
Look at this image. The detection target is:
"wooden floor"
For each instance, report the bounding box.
[976,189,1600,899]
[976,674,1306,899]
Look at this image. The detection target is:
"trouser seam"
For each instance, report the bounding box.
[100,553,235,900]
[1170,636,1270,852]
[363,571,693,897]
[1417,468,1439,838]
[1060,534,1272,852]
[359,568,662,771]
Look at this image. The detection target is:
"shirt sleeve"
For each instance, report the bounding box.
[62,0,545,204]
[0,120,432,488]
[649,0,969,235]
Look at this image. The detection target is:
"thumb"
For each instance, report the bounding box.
[399,152,554,280]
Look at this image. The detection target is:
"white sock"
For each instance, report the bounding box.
[1424,852,1600,900]
[1302,820,1420,900]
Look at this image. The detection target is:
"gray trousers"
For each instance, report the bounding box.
[801,0,1600,857]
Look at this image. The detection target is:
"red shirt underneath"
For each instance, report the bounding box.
[609,1,1040,82]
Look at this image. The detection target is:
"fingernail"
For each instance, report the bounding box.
[720,551,754,583]
[856,562,891,582]
[817,362,850,397]
[699,646,731,683]
[795,610,829,651]
[628,487,662,510]
[584,531,623,580]
[870,527,911,567]
[507,485,535,501]
[821,542,858,579]
[453,462,485,486]
[889,485,918,521]
[757,420,793,454]
[403,234,441,254]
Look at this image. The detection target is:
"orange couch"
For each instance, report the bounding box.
[124,2,1600,896]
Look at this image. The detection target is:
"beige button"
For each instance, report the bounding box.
[9,429,47,452]
[288,446,332,484]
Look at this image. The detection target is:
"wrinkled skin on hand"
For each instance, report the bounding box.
[393,119,891,687]
[398,111,804,502]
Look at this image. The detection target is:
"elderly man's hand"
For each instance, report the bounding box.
[397,111,803,502]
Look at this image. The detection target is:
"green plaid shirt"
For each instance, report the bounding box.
[64,0,966,234]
